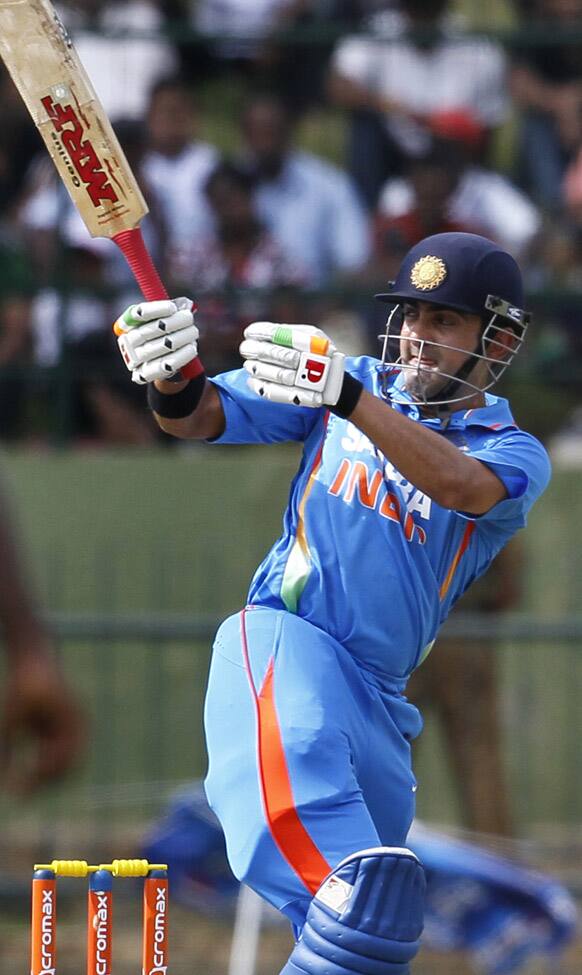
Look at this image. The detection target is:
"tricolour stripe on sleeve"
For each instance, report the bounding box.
[280,414,330,613]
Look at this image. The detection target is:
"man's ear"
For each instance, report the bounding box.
[485,323,519,361]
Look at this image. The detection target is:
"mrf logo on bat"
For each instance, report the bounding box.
[40,86,122,210]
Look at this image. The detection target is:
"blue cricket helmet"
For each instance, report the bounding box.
[376,232,525,320]
[375,233,530,407]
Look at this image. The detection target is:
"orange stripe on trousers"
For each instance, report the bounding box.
[240,609,331,895]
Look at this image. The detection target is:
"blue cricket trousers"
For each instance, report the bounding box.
[204,605,422,928]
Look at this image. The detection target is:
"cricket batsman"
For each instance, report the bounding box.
[115,232,551,974]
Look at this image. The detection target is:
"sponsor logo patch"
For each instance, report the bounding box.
[316,875,353,914]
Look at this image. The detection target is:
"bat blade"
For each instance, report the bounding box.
[0,0,147,239]
[0,0,202,377]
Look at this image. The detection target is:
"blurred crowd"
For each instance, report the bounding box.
[1,0,582,447]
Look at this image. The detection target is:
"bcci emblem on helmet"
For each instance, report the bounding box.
[410,256,447,291]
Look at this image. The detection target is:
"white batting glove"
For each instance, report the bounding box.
[240,322,346,408]
[114,297,198,385]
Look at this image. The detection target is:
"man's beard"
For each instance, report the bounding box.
[402,363,443,401]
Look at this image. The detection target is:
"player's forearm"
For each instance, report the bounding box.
[150,378,225,441]
[349,390,505,513]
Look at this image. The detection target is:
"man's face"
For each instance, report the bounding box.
[242,101,290,176]
[410,162,457,223]
[207,178,253,229]
[399,301,483,400]
[147,88,196,155]
[401,0,449,23]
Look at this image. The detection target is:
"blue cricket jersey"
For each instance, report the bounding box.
[209,357,551,683]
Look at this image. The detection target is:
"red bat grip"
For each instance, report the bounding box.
[112,227,203,379]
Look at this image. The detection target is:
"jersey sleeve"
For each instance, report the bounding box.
[462,430,552,527]
[208,368,321,445]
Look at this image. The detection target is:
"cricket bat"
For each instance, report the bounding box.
[0,0,201,378]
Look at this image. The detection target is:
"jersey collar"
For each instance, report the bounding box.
[383,369,518,431]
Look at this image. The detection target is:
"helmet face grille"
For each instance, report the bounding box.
[378,302,529,408]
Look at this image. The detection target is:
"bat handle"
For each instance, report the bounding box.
[112,227,203,380]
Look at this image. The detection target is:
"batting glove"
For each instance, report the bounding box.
[114,297,198,385]
[240,322,346,408]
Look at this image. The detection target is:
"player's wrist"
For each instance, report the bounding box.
[155,376,190,391]
[329,373,364,419]
[147,372,207,419]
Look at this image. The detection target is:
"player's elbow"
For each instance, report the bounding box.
[432,481,467,511]
[444,463,508,515]
[153,414,195,439]
[153,410,223,441]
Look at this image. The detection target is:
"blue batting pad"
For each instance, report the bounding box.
[279,847,425,975]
